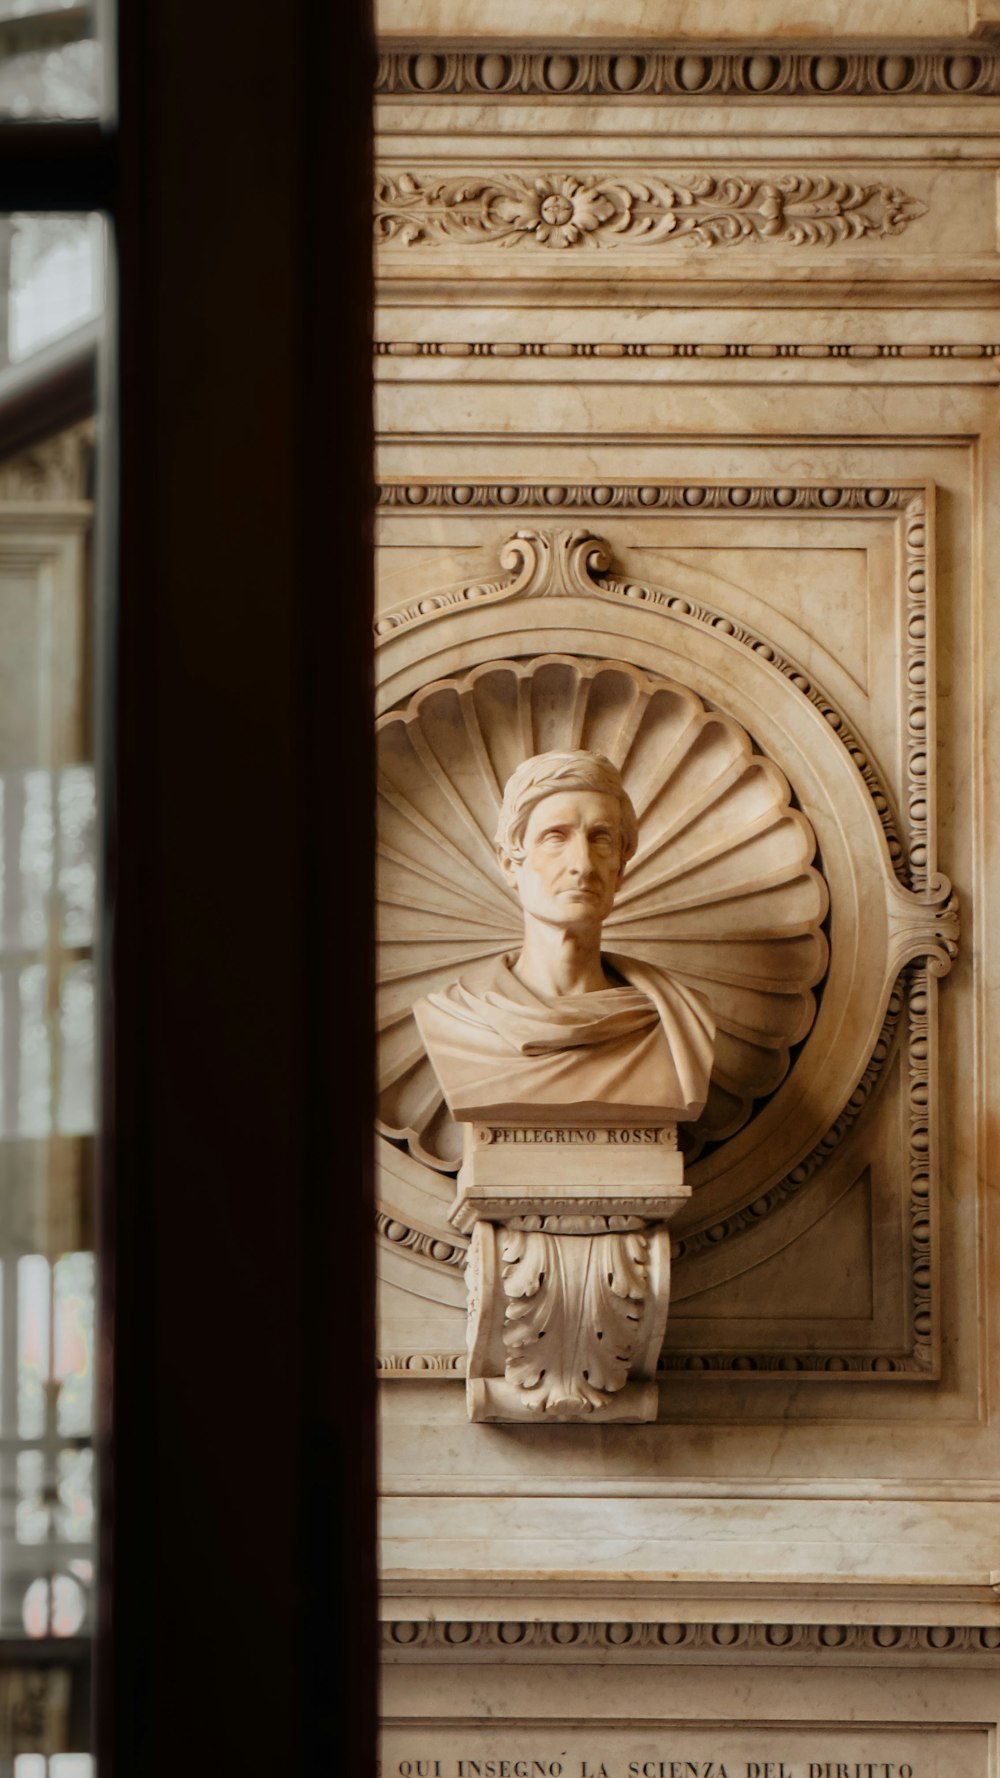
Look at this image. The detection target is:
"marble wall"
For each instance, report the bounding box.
[374,2,1000,1766]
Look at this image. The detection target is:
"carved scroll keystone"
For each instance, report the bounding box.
[453,1124,688,1423]
[373,528,602,638]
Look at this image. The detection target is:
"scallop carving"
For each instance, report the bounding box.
[378,655,829,1171]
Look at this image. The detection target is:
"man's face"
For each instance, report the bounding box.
[500,789,626,932]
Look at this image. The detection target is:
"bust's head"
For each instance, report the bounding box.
[495,751,638,933]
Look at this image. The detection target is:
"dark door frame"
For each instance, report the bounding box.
[3,4,376,1771]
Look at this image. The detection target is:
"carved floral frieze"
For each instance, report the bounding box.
[374,171,927,250]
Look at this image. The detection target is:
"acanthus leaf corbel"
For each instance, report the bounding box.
[499,1224,651,1415]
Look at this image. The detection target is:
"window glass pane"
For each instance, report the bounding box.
[0,6,102,121]
[15,1759,96,1778]
[7,216,105,364]
[0,211,104,1773]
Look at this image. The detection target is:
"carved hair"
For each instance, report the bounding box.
[495,750,639,866]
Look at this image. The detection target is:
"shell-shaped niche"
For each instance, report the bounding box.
[378,655,829,1170]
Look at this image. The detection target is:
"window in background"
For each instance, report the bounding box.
[15,1758,94,1777]
[0,212,101,1771]
[7,216,104,363]
[0,2,101,120]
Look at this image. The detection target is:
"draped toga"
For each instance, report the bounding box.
[413,953,715,1124]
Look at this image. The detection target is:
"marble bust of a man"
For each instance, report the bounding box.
[413,750,716,1126]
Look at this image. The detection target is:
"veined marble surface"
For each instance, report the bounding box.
[373,1,1000,1744]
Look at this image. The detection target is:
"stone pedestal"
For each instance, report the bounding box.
[449,1122,690,1423]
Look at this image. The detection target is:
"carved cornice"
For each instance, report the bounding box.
[377,48,1000,100]
[375,171,926,250]
[383,1619,1000,1656]
[377,340,1000,360]
[378,481,913,512]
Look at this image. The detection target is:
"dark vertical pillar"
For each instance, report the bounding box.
[104,1,375,1772]
[298,0,377,1767]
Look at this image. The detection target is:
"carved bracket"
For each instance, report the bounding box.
[455,1125,687,1423]
[886,873,961,978]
